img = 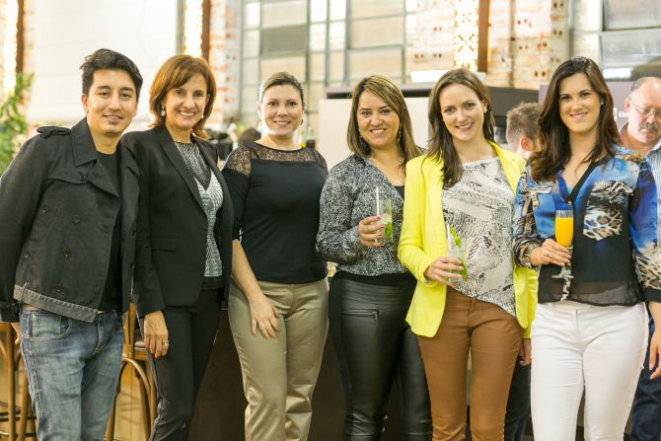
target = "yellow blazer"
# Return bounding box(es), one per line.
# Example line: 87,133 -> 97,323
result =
398,143 -> 538,338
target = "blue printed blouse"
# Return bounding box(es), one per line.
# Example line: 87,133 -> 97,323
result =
513,146 -> 661,305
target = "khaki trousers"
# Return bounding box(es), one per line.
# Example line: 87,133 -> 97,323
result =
417,288 -> 522,441
229,279 -> 328,441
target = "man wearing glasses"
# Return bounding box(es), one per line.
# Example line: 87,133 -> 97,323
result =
622,76 -> 661,441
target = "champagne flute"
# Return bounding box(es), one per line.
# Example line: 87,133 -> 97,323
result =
552,209 -> 573,280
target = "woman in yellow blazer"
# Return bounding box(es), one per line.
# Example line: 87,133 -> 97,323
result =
398,68 -> 537,441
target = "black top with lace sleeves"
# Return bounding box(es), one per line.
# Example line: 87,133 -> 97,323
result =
221,142 -> 328,284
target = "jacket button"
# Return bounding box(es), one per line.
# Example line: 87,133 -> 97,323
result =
41,205 -> 49,213
132,228 -> 137,236
63,249 -> 72,258
130,262 -> 135,269
72,215 -> 81,224
23,253 -> 30,259
79,173 -> 86,182
54,284 -> 64,292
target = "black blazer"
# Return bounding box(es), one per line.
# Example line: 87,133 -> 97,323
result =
123,127 -> 234,317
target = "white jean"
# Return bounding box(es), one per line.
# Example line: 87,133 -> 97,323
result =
531,301 -> 648,441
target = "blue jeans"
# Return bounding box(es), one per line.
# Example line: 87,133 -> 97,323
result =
504,361 -> 531,441
19,308 -> 124,441
631,314 -> 661,441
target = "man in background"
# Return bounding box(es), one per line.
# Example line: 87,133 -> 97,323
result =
503,101 -> 540,441
623,76 -> 661,441
505,102 -> 540,161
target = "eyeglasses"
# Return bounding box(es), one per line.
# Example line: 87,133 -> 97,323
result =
629,96 -> 661,119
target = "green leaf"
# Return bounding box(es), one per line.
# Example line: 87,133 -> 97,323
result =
0,73 -> 33,175
449,227 -> 461,248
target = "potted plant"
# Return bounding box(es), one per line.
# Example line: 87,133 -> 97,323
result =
0,73 -> 32,175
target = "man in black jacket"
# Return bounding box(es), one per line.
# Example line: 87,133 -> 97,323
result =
0,48 -> 142,440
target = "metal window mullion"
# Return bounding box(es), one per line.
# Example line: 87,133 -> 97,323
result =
324,0 -> 331,87
402,9 -> 407,82
344,0 -> 351,86
238,0 -> 245,116
177,0 -> 185,53
351,12 -> 408,22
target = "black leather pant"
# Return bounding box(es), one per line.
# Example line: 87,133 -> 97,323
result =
329,277 -> 432,441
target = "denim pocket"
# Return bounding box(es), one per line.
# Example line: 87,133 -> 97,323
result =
21,310 -> 73,341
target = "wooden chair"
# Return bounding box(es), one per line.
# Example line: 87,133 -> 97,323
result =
105,304 -> 156,441
0,324 -> 36,440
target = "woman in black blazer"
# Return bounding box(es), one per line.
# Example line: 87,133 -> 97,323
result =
122,55 -> 233,441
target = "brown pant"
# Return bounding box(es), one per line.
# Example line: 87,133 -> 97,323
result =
417,289 -> 522,441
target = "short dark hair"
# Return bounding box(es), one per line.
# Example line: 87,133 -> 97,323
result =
238,127 -> 261,147
506,102 -> 540,147
80,48 -> 143,99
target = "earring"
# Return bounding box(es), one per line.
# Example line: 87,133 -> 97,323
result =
160,106 -> 166,117
397,129 -> 402,144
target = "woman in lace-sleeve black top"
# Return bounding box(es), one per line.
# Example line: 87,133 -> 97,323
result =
221,72 -> 328,441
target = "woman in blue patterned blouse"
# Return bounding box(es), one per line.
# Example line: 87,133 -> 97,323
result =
513,56 -> 661,440
317,75 -> 431,440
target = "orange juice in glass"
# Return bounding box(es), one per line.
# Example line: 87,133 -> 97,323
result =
553,209 -> 573,279
555,210 -> 574,248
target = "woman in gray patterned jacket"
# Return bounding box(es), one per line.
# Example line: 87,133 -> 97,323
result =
317,75 -> 431,440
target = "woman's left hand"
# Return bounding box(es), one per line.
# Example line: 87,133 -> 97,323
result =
648,302 -> 661,379
519,338 -> 531,366
649,328 -> 661,379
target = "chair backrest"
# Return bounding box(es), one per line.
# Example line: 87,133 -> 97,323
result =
122,303 -> 138,359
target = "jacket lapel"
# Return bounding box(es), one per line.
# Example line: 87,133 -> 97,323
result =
423,156 -> 446,250
118,141 -> 139,240
70,119 -> 117,196
198,141 -> 234,236
493,143 -> 523,192
157,128 -> 204,210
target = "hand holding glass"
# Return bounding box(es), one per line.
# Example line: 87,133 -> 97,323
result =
552,209 -> 573,279
371,188 -> 393,245
447,227 -> 468,281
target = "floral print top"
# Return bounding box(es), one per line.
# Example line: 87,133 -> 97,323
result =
513,146 -> 661,305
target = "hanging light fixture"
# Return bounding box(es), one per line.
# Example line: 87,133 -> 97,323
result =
183,0 -> 204,56
2,0 -> 19,95
453,0 -> 479,71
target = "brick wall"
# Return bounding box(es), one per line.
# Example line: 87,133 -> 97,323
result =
410,0 -> 456,73
207,0 -> 239,127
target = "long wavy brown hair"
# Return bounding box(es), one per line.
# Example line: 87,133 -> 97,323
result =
346,75 -> 421,167
427,69 -> 495,188
530,57 -> 620,181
